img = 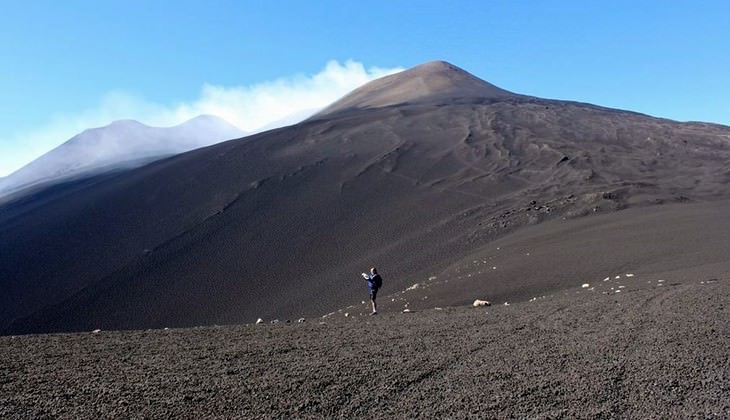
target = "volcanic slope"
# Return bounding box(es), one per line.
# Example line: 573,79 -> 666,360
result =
2,61 -> 730,334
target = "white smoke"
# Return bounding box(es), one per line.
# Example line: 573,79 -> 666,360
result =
0,60 -> 403,177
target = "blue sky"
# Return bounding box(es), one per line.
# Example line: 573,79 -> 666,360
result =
1,0 -> 729,176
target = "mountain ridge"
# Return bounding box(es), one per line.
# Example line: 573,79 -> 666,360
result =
2,60 -> 730,334
0,115 -> 244,198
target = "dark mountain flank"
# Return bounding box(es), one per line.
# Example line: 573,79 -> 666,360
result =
2,61 -> 730,334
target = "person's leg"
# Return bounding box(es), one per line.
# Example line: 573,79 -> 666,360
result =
370,289 -> 378,314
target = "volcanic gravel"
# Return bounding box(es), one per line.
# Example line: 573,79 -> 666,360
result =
2,277 -> 728,418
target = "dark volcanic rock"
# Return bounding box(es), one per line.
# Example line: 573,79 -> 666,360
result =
1,278 -> 728,418
2,61 -> 730,334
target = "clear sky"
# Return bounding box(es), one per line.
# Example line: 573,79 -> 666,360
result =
1,0 -> 729,176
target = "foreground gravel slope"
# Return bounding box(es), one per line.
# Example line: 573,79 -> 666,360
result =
2,276 -> 728,418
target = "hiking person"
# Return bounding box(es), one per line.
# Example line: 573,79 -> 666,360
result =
361,267 -> 383,315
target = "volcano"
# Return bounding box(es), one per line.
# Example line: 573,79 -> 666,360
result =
0,115 -> 243,199
2,61 -> 730,335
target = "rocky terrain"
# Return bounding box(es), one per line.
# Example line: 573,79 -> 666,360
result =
2,275 -> 727,418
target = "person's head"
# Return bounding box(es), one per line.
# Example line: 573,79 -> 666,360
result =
370,267 -> 377,275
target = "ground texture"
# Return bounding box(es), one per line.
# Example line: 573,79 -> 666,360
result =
2,276 -> 728,418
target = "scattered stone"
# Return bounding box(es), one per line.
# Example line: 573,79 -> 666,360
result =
473,299 -> 491,307
406,283 -> 420,291
92,329 -> 102,334
603,277 -> 610,281
582,283 -> 590,288
492,266 -> 497,270
256,318 -> 264,325
428,276 -> 437,281
402,309 -> 412,313
657,279 -> 665,283
297,318 -> 306,323
504,302 -> 510,306
615,275 -> 621,279
434,307 -> 443,311
270,319 -> 280,324
625,273 -> 635,277
344,313 -> 350,317
618,285 -> 626,289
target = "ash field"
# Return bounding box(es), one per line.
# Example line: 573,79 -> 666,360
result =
2,275 -> 728,418
2,61 -> 730,417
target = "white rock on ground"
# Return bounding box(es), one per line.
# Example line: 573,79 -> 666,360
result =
473,299 -> 491,307
255,318 -> 264,325
582,283 -> 590,288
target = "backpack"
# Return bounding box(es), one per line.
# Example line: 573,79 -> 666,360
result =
373,274 -> 383,289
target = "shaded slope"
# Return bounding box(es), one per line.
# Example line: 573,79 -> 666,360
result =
2,61 -> 730,334
3,97 -> 730,334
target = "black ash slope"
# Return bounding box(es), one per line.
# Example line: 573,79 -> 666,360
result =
2,61 -> 730,334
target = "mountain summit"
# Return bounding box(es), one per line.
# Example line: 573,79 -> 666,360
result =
316,60 -> 518,117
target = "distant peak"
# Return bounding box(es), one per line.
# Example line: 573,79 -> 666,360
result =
108,119 -> 147,128
315,60 -> 519,117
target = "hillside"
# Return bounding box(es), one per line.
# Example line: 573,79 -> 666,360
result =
2,61 -> 730,334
